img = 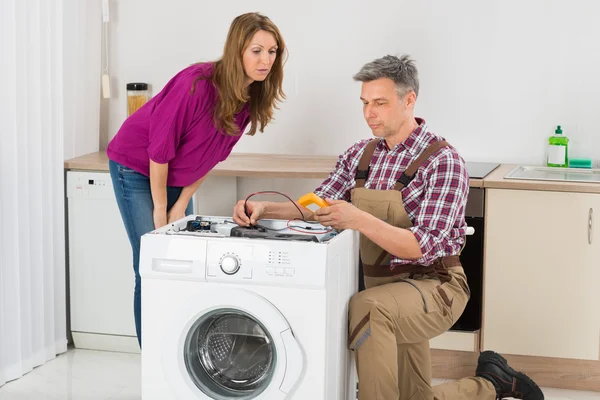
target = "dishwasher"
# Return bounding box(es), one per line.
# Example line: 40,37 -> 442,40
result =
66,170 -> 139,352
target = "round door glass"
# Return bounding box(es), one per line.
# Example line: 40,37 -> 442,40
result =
184,309 -> 276,399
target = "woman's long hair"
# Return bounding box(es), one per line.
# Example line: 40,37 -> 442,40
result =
205,13 -> 287,136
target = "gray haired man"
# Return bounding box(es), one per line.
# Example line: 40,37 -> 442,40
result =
232,55 -> 544,400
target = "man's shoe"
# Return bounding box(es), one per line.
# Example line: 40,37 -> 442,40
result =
476,351 -> 544,400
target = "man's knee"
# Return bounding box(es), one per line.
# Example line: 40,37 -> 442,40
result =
349,289 -> 384,322
349,286 -> 397,318
348,289 -> 394,349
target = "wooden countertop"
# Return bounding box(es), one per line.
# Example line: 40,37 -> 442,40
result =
483,164 -> 600,194
64,151 -> 485,186
64,151 -> 600,194
65,151 -> 112,172
469,179 -> 484,189
64,151 -> 339,179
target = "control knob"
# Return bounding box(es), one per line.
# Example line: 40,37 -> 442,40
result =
220,254 -> 240,275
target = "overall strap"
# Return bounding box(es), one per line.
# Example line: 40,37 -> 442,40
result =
354,139 -> 378,189
393,140 -> 449,191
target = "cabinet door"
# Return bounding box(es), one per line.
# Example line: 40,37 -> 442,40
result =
483,189 -> 600,360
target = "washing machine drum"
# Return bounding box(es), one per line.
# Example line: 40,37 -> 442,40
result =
184,310 -> 277,399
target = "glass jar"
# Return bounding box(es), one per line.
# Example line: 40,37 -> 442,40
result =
126,82 -> 149,116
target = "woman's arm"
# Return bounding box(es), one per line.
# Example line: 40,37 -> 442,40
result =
167,176 -> 206,223
149,159 -> 169,228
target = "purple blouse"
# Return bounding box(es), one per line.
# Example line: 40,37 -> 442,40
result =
107,63 -> 250,187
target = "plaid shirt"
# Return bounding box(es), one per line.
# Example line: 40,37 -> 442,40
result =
314,119 -> 469,266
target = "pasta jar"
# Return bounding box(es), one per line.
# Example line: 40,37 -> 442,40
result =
126,83 -> 149,116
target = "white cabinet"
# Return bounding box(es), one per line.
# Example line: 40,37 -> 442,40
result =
482,189 -> 600,360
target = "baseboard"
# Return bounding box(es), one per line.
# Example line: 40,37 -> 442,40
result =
431,349 -> 600,392
72,332 -> 140,354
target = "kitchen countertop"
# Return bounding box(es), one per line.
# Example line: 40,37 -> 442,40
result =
64,151 -> 339,179
64,151 -> 112,172
483,164 -> 600,194
66,151 -> 600,194
63,151 -> 486,187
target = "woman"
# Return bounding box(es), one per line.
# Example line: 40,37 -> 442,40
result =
107,12 -> 286,347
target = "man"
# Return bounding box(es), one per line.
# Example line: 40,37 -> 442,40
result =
232,55 -> 543,400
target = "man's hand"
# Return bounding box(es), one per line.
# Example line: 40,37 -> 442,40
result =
314,199 -> 366,230
233,200 -> 265,226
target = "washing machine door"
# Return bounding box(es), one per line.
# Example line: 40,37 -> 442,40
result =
161,286 -> 304,400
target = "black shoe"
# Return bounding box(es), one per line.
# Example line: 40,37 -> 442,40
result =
476,351 -> 544,400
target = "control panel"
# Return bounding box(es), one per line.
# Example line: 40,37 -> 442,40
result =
205,239 -> 329,287
266,250 -> 294,277
66,171 -> 113,199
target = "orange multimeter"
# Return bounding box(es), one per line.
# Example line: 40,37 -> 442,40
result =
297,192 -> 329,213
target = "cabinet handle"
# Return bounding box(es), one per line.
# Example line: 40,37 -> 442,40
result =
589,208 -> 593,245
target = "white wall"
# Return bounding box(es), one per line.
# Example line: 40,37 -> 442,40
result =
104,0 -> 600,168
63,0 -> 102,160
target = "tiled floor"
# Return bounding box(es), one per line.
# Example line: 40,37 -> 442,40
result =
0,349 -> 140,400
0,348 -> 598,399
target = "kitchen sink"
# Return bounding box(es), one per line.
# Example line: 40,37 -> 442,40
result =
504,165 -> 600,183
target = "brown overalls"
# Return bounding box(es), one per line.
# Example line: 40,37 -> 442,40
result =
348,140 -> 496,400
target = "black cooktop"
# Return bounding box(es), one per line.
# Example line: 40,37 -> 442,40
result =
465,162 -> 500,179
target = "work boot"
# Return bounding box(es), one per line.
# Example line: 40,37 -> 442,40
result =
476,351 -> 544,400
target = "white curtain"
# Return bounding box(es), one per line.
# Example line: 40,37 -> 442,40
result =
0,0 -> 68,387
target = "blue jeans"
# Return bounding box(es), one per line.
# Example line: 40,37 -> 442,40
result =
109,160 -> 193,347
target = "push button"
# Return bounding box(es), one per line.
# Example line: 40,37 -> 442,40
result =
207,263 -> 219,277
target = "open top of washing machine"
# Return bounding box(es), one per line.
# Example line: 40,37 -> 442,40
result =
153,215 -> 339,242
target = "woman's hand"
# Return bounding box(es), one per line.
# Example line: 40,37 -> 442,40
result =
153,206 -> 168,229
233,200 -> 265,226
167,202 -> 187,224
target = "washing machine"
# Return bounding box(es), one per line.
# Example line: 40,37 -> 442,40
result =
139,215 -> 359,400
